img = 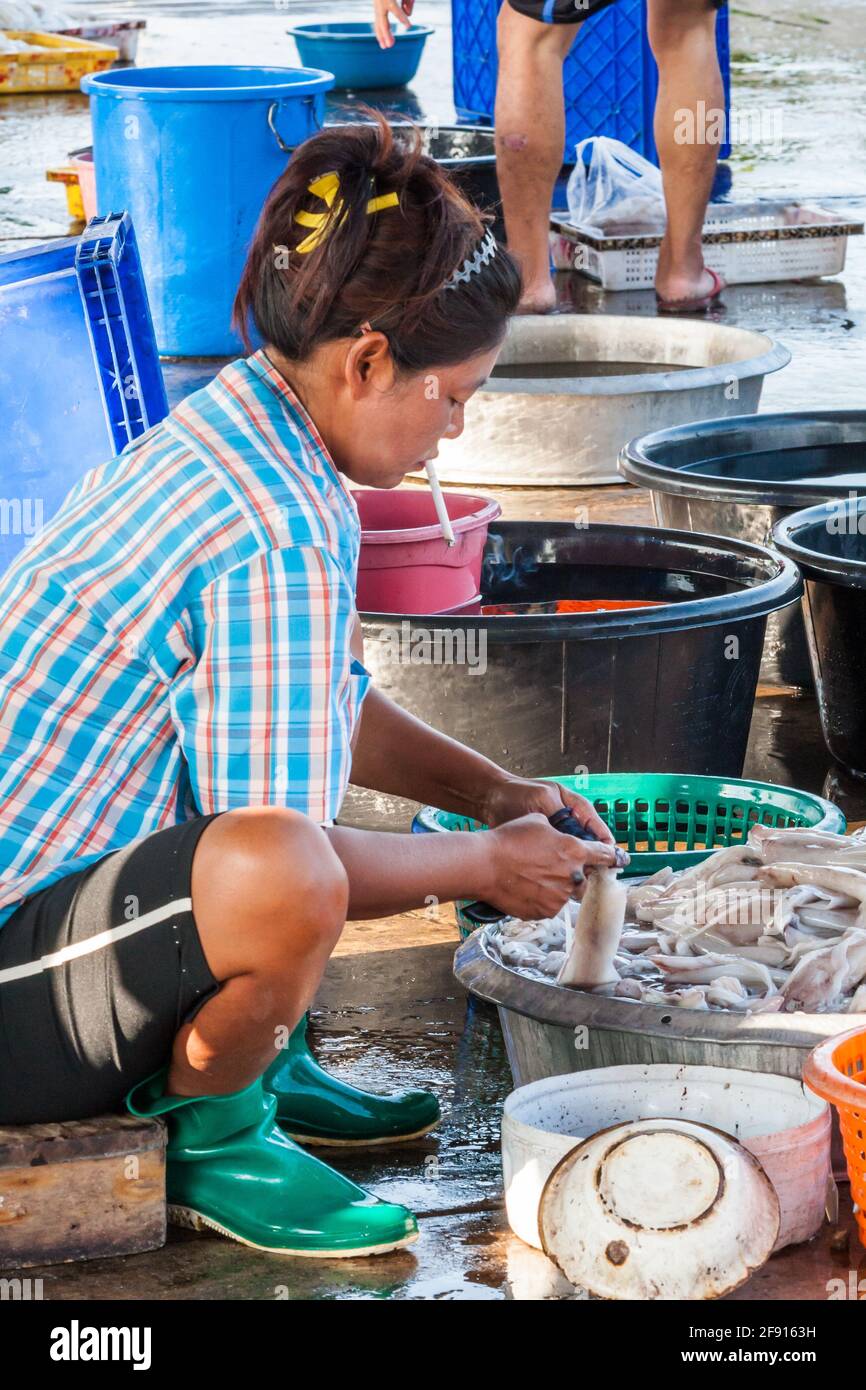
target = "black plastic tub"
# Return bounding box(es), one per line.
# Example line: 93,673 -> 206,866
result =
343,520 -> 802,830
619,411 -> 866,689
774,497 -> 866,779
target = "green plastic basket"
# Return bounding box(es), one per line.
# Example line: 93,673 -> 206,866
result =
412,773 -> 845,937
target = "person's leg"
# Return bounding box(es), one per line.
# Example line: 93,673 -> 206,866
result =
139,808 -> 418,1256
648,0 -> 725,305
178,807 -> 442,1146
168,806 -> 348,1096
0,807 -> 417,1255
494,3 -> 583,313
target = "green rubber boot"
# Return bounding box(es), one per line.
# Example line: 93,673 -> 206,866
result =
263,1017 -> 441,1148
127,1071 -> 418,1258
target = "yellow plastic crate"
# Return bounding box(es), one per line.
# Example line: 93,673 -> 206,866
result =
0,31 -> 117,94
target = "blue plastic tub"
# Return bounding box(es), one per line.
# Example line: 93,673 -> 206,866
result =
81,65 -> 334,357
0,214 -> 167,573
451,0 -> 731,164
287,21 -> 433,90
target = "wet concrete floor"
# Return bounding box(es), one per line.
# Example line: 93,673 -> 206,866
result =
3,0 -> 866,1302
16,477 -> 866,1302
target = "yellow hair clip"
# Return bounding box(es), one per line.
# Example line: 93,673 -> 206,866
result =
294,172 -> 399,255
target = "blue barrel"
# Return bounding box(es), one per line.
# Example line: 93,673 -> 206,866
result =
81,66 -> 335,356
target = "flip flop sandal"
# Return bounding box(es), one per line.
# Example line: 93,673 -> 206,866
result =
656,267 -> 726,315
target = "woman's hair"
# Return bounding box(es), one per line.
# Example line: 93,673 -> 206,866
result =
233,114 -> 522,373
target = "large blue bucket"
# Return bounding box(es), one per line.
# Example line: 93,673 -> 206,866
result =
81,66 -> 335,356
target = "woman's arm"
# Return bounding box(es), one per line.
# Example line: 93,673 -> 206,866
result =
349,683 -> 614,843
325,816 -> 620,921
349,682 -> 511,820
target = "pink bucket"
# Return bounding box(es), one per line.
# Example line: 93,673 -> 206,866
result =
354,489 -> 501,614
70,149 -> 97,222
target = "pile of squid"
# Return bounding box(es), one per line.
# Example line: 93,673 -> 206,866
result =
488,825 -> 866,1014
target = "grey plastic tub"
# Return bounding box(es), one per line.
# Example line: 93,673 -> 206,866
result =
619,410 -> 866,688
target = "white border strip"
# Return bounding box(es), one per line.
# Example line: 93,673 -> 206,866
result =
0,897 -> 194,986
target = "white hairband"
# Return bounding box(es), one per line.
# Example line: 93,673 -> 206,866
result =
443,229 -> 498,291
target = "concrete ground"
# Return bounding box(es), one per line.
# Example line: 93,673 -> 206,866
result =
16,469 -> 866,1302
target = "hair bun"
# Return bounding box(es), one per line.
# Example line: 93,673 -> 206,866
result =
233,113 -> 521,369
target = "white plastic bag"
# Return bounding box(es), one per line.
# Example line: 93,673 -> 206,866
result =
566,136 -> 666,233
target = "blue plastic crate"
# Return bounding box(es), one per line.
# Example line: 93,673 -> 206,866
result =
0,213 -> 168,572
452,0 -> 731,164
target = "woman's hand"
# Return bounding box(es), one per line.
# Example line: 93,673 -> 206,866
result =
481,774 -> 615,846
373,0 -> 414,48
484,815 -> 620,921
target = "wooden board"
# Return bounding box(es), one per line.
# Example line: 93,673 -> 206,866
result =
0,1114 -> 166,1269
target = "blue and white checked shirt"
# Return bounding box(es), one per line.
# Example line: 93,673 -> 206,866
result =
0,350 -> 370,926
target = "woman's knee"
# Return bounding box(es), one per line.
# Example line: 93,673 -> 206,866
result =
192,808 -> 348,970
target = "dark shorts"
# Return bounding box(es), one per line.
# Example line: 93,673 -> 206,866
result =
0,817 -> 220,1126
507,0 -> 725,23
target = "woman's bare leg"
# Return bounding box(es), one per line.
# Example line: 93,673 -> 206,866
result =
649,0 -> 724,304
167,807 -> 348,1097
494,5 -> 582,313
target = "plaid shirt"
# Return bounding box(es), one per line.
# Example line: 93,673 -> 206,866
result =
0,349 -> 369,927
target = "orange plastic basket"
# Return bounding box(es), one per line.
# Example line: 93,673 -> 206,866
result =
805,1026 -> 866,1246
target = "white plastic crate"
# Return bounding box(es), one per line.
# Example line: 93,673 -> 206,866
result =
550,200 -> 863,291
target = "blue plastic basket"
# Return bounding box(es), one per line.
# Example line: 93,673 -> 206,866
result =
451,0 -> 731,164
288,22 -> 433,90
0,213 -> 168,574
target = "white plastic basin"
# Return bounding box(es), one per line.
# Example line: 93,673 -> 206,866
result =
502,1063 -> 830,1255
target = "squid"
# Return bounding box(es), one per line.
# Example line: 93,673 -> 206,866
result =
492,828 -> 866,1015
758,863 -> 866,924
557,867 -> 627,989
653,844 -> 762,899
648,950 -> 781,994
781,928 -> 866,1013
625,866 -> 674,916
757,830 -> 866,872
641,985 -> 710,1010
613,977 -> 644,1000
796,905 -> 859,934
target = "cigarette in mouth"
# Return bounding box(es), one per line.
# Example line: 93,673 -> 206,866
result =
425,460 -> 455,546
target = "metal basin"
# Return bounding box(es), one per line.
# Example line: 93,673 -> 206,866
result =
343,519 -> 801,830
620,410 -> 866,689
454,928 -> 860,1088
435,315 -> 789,488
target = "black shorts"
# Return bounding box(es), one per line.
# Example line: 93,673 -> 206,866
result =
0,817 -> 220,1126
507,0 -> 725,24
